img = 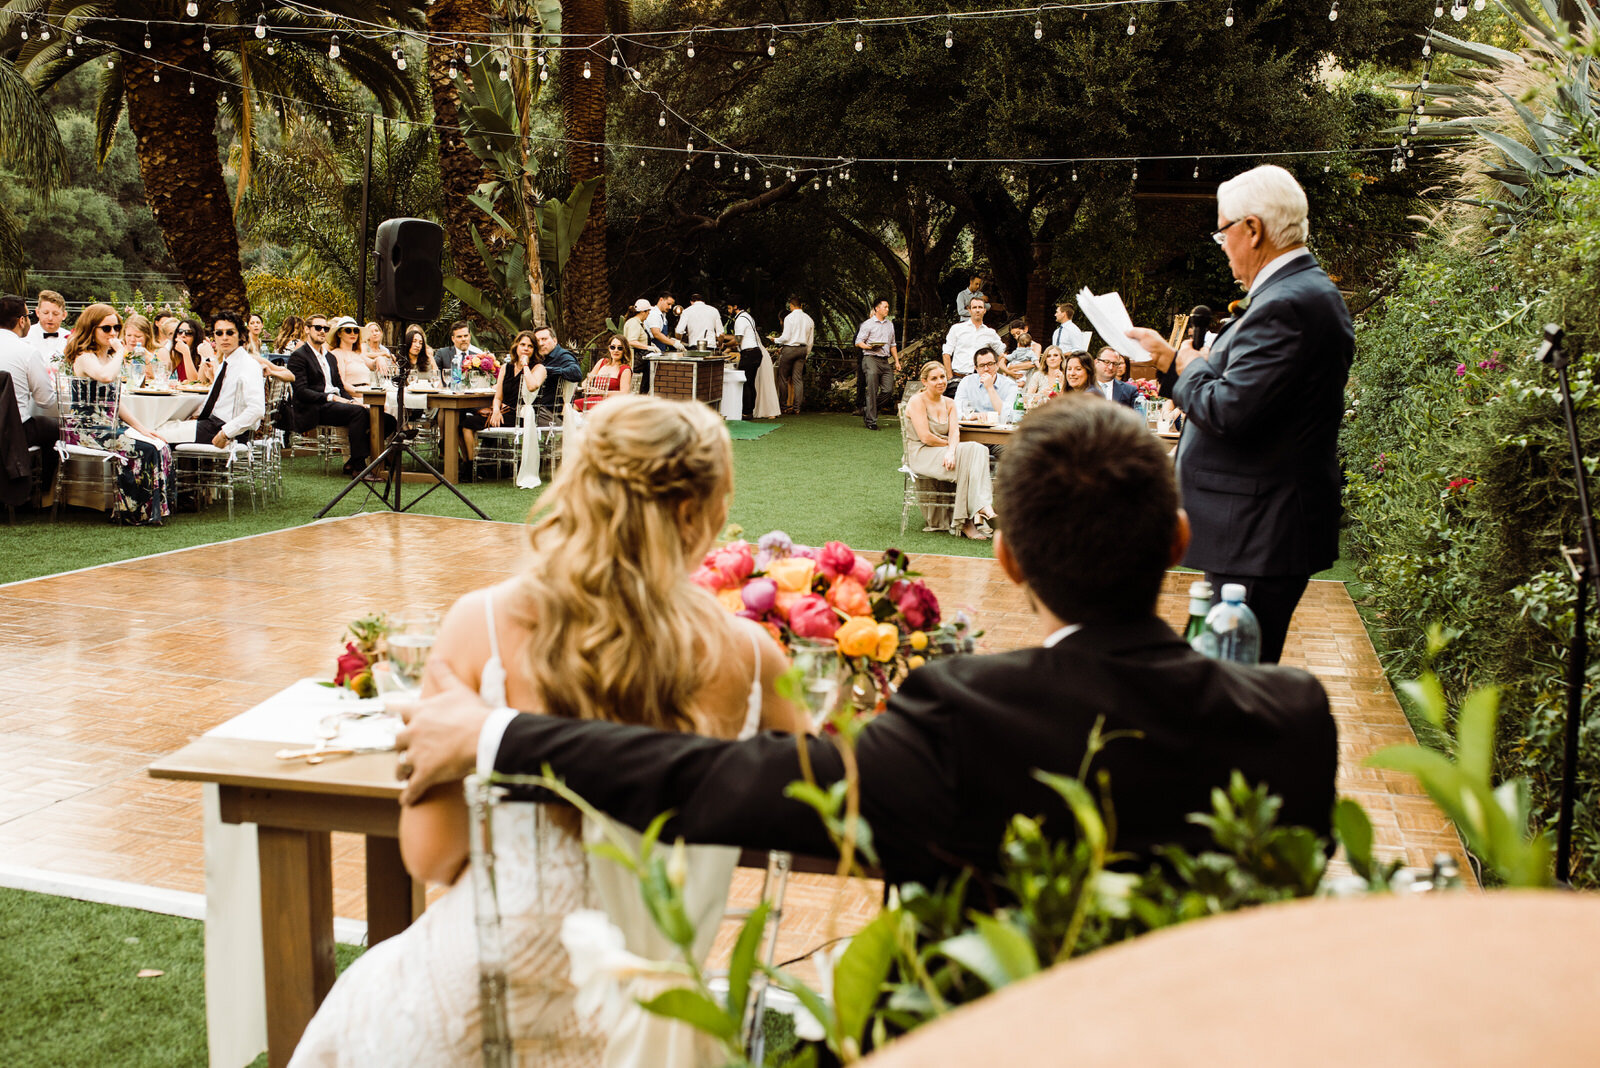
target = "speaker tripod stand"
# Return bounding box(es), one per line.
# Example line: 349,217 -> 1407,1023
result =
313,348 -> 490,520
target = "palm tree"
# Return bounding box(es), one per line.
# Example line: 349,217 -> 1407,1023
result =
425,0 -> 494,307
558,0 -> 610,344
0,55 -> 68,290
5,2 -> 423,316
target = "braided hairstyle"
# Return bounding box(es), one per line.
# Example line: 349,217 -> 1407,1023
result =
516,394 -> 733,730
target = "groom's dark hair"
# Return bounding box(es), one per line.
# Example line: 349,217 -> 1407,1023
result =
995,395 -> 1178,624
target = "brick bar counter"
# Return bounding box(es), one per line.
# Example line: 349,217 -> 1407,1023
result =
647,353 -> 726,408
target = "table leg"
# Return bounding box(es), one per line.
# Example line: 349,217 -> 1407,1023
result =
367,402 -> 383,460
441,408 -> 461,483
258,826 -> 335,1068
365,835 -> 425,946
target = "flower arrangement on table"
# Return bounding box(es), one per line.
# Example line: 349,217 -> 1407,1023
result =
691,530 -> 977,714
327,613 -> 391,697
1134,377 -> 1161,400
460,351 -> 499,386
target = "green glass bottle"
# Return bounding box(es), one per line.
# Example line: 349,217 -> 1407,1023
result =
1185,580 -> 1217,657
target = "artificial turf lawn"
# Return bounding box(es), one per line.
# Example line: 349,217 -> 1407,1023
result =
1,413 -> 998,586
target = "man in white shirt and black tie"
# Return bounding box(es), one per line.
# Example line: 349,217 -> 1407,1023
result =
287,314 -> 377,476
25,290 -> 68,363
158,310 -> 265,449
1051,302 -> 1092,354
773,295 -> 815,414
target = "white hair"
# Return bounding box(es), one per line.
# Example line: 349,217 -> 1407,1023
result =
1216,164 -> 1310,248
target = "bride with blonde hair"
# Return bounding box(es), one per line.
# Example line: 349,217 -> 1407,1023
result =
292,394 -> 802,1067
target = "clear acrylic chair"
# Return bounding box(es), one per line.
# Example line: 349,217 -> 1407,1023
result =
52,371 -> 120,521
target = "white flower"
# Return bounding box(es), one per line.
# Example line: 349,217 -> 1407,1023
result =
560,910 -> 656,1031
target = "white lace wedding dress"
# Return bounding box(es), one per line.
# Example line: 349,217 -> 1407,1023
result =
290,594 -> 764,1068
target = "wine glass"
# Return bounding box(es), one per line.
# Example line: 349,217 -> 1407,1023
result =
789,637 -> 845,731
386,614 -> 439,694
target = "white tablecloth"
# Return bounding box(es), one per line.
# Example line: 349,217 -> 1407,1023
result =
721,365 -> 746,421
123,390 -> 203,429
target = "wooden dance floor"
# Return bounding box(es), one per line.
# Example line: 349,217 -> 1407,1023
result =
0,512 -> 1472,962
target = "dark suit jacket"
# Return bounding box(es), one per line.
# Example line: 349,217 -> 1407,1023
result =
1161,254 -> 1353,576
494,618 -> 1337,889
534,344 -> 585,409
1104,378 -> 1140,409
286,343 -> 352,430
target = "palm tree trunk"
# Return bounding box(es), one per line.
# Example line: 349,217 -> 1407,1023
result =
428,0 -> 495,313
559,0 -> 609,349
122,48 -> 245,317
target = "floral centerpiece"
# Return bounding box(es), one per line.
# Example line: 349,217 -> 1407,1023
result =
460,351 -> 499,388
327,613 -> 391,697
691,530 -> 977,713
1134,377 -> 1161,400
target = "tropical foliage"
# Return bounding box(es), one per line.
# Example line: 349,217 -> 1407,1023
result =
0,54 -> 67,289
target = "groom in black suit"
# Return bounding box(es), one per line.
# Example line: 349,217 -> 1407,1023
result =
285,315 -> 380,476
398,397 -> 1337,890
1128,164 -> 1355,664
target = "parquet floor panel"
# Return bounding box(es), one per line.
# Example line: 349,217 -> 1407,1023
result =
0,513 -> 1473,958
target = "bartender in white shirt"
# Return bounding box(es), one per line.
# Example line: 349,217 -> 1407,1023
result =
25,290 -> 69,363
158,310 -> 266,448
674,294 -> 723,350
941,297 -> 1007,382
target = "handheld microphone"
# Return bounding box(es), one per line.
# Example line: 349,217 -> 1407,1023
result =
1187,305 -> 1213,348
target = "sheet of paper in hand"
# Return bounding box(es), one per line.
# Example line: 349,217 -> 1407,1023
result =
1076,288 -> 1153,363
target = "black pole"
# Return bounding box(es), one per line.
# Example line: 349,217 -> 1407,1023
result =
355,113 -> 374,326
1539,323 -> 1600,885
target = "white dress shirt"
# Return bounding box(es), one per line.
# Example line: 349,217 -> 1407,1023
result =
1051,321 -> 1091,352
0,327 -> 57,421
774,308 -> 815,352
942,320 -> 1007,375
1248,247 -> 1313,296
208,349 -> 268,440
731,311 -> 760,350
675,301 -> 724,348
955,372 -> 1019,416
25,323 -> 67,362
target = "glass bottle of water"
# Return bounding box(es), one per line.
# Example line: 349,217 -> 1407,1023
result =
1185,580 -> 1217,657
1204,583 -> 1261,664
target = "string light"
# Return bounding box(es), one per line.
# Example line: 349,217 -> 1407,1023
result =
18,21 -> 27,41
1034,17 -> 1044,39
267,40 -> 276,55
686,33 -> 695,58
448,58 -> 457,78
499,59 -> 509,81
855,31 -> 864,51
658,110 -> 666,127
254,15 -> 266,39
582,59 -> 591,78
1192,160 -> 1199,178
394,48 -> 406,70
892,167 -> 899,181
152,71 -> 160,82
1225,6 -> 1234,27
1072,166 -> 1078,181
202,33 -> 210,51
539,66 -> 548,82
1450,0 -> 1467,19
1474,0 -> 1486,8
714,153 -> 722,168
744,166 -> 751,180
105,56 -> 114,70
767,30 -> 777,57
1328,1 -> 1339,21
765,175 -> 772,188
189,79 -> 195,94
610,47 -> 621,66
1127,13 -> 1137,34
945,25 -> 954,47
144,24 -> 152,49
1434,2 -> 1444,16
947,159 -> 954,170
329,35 -> 340,59
1131,161 -> 1138,181
186,1 -> 199,16
219,90 -> 226,104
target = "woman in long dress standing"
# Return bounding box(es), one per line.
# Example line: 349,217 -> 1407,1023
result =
291,395 -> 802,1068
904,360 -> 996,540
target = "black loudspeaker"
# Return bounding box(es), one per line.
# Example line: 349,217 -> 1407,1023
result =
375,218 -> 445,321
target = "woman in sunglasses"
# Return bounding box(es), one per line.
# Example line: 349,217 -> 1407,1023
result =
60,303 -> 174,525
570,334 -> 633,412
327,316 -> 372,390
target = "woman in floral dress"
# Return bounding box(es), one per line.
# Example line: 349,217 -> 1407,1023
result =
61,303 -> 174,525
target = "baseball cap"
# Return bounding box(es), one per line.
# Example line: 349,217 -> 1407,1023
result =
633,299 -> 651,312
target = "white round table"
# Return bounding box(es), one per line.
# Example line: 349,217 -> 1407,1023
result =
123,390 -> 204,429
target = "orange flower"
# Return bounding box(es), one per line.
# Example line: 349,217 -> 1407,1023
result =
873,623 -> 900,662
767,557 -> 817,593
716,588 -> 745,614
835,616 -> 880,658
826,576 -> 872,617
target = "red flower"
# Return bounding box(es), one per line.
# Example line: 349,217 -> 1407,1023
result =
818,541 -> 858,580
789,594 -> 840,639
890,579 -> 941,630
334,642 -> 369,685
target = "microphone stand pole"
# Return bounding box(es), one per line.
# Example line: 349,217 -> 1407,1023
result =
1539,324 -> 1600,885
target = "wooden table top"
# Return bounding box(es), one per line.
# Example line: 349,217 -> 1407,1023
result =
149,736 -> 402,801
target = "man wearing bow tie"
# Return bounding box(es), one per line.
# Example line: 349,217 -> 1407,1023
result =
26,291 -> 67,362
1126,164 -> 1353,664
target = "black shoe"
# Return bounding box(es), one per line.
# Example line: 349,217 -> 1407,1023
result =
865,422 -> 880,431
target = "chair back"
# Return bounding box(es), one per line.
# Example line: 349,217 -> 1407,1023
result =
55,372 -> 119,448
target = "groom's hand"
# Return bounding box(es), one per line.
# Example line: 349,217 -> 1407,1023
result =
395,661 -> 490,805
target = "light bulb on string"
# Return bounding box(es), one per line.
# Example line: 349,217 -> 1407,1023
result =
105,56 -> 114,70
945,25 -> 954,48
826,175 -> 832,187
947,159 -> 954,171
1474,0 -> 1486,8
1131,161 -> 1138,181
66,44 -> 73,56
187,0 -> 199,16
19,22 -> 27,41
74,33 -> 82,45
1422,39 -> 1432,56
536,48 -> 545,67
686,34 -> 695,58
631,67 -> 642,81
1225,7 -> 1235,27
658,111 -> 666,127
610,48 -> 620,66
687,140 -> 695,153
1035,17 -> 1044,40
152,71 -> 160,83
855,32 -> 864,52
144,24 -> 152,49
593,150 -> 599,163
255,16 -> 266,39
639,157 -> 646,168
220,90 -> 227,103
267,41 -> 275,56
764,175 -> 771,188
329,36 -> 340,59
448,59 -> 457,78
582,60 -> 591,78
36,17 -> 47,40
814,179 -> 821,190
714,154 -> 721,169
1324,163 -> 1331,172
1127,14 -> 1137,35
189,80 -> 195,94
499,60 -> 509,81
1434,2 -> 1444,15
1071,166 -> 1078,181
1328,2 -> 1339,22
202,34 -> 211,52
539,67 -> 548,82
893,167 -> 899,181
1451,0 -> 1467,19
744,166 -> 751,180
767,31 -> 777,57
397,51 -> 406,70
1193,161 -> 1200,179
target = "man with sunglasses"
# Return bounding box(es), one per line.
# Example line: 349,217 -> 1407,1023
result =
286,314 -> 375,476
1125,164 -> 1353,665
158,311 -> 264,449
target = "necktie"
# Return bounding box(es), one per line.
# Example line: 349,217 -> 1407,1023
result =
199,359 -> 229,421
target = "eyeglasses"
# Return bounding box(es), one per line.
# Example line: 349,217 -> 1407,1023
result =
608,343 -> 625,351
177,328 -> 195,336
213,328 -> 238,337
309,324 -> 328,331
98,324 -> 119,333
1212,218 -> 1241,245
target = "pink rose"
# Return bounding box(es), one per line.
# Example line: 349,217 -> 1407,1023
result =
334,642 -> 368,686
849,555 -> 875,587
709,542 -> 755,588
741,578 -> 777,616
690,565 -> 722,592
825,576 -> 873,618
818,541 -> 857,580
789,594 -> 840,639
890,579 -> 941,630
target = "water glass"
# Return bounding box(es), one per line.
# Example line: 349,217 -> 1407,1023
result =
789,637 -> 845,731
387,614 -> 439,693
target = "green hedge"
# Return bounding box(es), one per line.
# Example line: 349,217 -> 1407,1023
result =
1342,176 -> 1600,885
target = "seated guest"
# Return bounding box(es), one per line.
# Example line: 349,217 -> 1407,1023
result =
61,303 -> 173,525
1064,351 -> 1095,393
398,326 -> 438,382
461,333 -> 530,462
327,316 -> 374,390
528,325 -> 583,424
294,395 -> 802,1066
1114,350 -> 1133,383
1025,346 -> 1067,405
954,350 -> 1019,422
160,318 -> 209,384
1004,320 -> 1040,382
273,315 -> 305,356
287,314 -> 379,477
438,320 -> 483,382
397,396 -> 1338,893
905,361 -> 996,540
120,315 -> 156,383
1091,347 -> 1140,408
361,321 -> 392,373
151,311 -> 178,351
245,313 -> 266,356
0,293 -> 59,493
25,290 -> 68,365
157,311 -> 265,449
571,334 -> 633,411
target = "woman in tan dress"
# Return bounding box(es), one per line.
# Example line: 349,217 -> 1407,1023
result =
904,360 -> 996,539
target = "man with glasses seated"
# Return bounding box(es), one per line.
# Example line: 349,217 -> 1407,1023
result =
1091,347 -> 1141,408
286,314 -> 376,477
157,311 -> 264,449
954,351 -> 1019,455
